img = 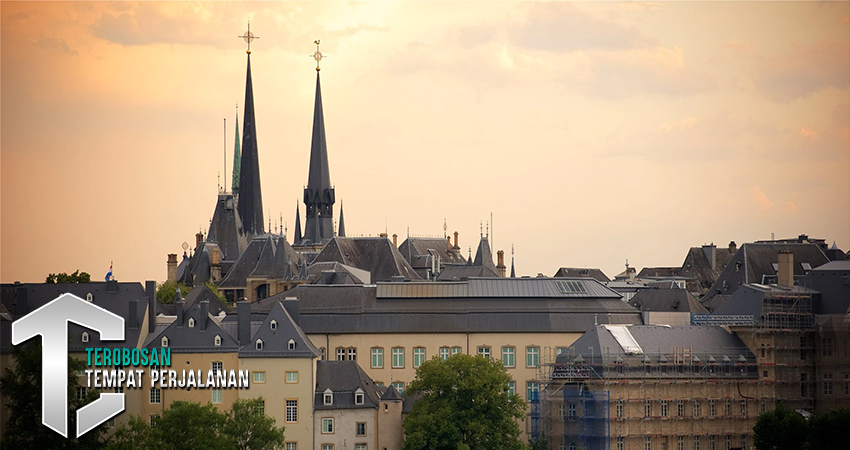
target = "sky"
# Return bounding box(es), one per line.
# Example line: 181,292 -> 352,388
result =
1,1 -> 849,284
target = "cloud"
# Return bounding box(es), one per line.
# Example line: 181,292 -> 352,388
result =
751,186 -> 774,212
799,127 -> 818,141
754,40 -> 850,101
37,37 -> 77,56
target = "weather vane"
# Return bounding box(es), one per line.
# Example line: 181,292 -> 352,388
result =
238,22 -> 259,54
311,40 -> 325,71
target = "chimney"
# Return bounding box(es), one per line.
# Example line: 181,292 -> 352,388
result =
167,254 -> 178,283
496,250 -> 506,277
778,251 -> 794,287
379,232 -> 388,238
210,248 -> 222,282
447,236 -> 451,251
128,300 -> 138,329
146,280 -> 156,333
393,234 -> 398,247
729,241 -> 737,254
702,244 -> 717,271
283,297 -> 300,326
453,231 -> 459,249
195,232 -> 203,247
199,300 -> 209,331
238,301 -> 251,345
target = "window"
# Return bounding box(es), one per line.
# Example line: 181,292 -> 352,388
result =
616,399 -> 624,418
526,346 -> 540,367
214,335 -> 221,346
413,347 -> 426,367
761,399 -> 768,413
76,387 -> 87,402
507,381 -> 515,395
477,346 -> 490,359
724,435 -> 731,450
694,436 -> 700,450
319,347 -> 325,360
161,336 -> 169,347
114,386 -> 124,394
86,292 -> 93,302
150,388 -> 161,404
568,403 -> 576,418
451,346 -> 462,355
824,373 -> 834,395
740,400 -> 747,417
502,346 -> 515,367
337,348 -> 345,361
354,445 -> 367,450
82,332 -> 89,343
324,390 -> 333,405
256,400 -> 265,415
321,418 -> 334,434
693,401 -> 701,417
286,443 -> 298,450
661,400 -> 668,417
724,400 -> 731,416
709,435 -> 716,450
526,381 -> 539,401
356,422 -> 366,436
212,361 -> 223,375
256,339 -> 264,350
188,318 -> 195,328
677,401 -> 684,417
150,415 -> 159,426
440,347 -> 450,360
617,437 -> 624,450
645,436 -> 651,450
212,389 -> 222,404
355,390 -> 364,405
677,436 -> 684,450
391,382 -> 404,394
270,319 -> 277,330
801,373 -> 809,397
347,347 -> 357,361
288,339 -> 296,350
107,418 -> 115,427
76,369 -> 85,377
558,404 -> 565,419
741,435 -> 747,450
645,400 -> 651,417
371,348 -> 384,368
822,337 -> 834,357
392,348 -> 404,368
286,371 -> 298,383
322,446 -> 333,450
253,371 -> 266,383
285,400 -> 298,423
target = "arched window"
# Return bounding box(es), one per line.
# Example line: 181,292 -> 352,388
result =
214,335 -> 222,346
288,339 -> 296,350
161,336 -> 169,347
82,332 -> 89,343
256,339 -> 264,350
188,318 -> 195,328
86,293 -> 93,302
270,320 -> 278,330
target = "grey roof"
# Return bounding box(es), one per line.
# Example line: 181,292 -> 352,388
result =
555,325 -> 757,378
219,235 -> 304,288
381,384 -> 403,401
299,72 -> 335,246
628,288 -> 708,313
207,193 -> 247,262
239,302 -> 321,358
314,360 -> 384,410
182,285 -> 229,316
1,282 -> 153,353
701,243 -> 830,309
554,268 -> 610,282
712,283 -> 819,321
637,267 -> 683,278
436,265 -> 497,280
145,301 -> 241,353
472,236 -> 497,274
680,244 -> 735,296
376,277 -> 622,299
800,260 -> 850,314
237,53 -> 265,236
311,237 -> 421,282
307,262 -> 371,284
398,237 -> 467,270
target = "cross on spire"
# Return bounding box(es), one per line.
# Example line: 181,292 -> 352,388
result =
238,22 -> 259,54
311,39 -> 325,71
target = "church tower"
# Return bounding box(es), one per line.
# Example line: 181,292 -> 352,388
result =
298,41 -> 335,246
236,25 -> 264,237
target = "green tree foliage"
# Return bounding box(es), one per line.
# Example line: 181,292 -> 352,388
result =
753,403 -> 808,450
205,282 -> 229,306
528,435 -> 548,450
155,281 -> 192,304
807,407 -> 850,450
106,399 -> 284,450
0,339 -> 108,449
45,270 -> 92,284
403,353 -> 527,450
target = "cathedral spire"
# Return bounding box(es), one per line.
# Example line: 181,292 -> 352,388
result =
338,201 -> 346,237
294,202 -> 302,244
236,31 -> 264,236
510,244 -> 516,278
231,105 -> 241,196
300,41 -> 335,245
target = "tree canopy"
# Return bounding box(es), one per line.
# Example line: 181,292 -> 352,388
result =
753,404 -> 850,450
403,353 -> 527,450
45,270 -> 91,284
155,281 -> 193,304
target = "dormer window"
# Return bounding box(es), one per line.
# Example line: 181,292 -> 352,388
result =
270,320 -> 278,330
86,293 -> 93,302
82,332 -> 89,343
161,336 -> 169,347
256,339 -> 264,350
354,388 -> 364,405
324,389 -> 333,405
188,318 -> 195,328
214,335 -> 221,346
288,339 -> 296,350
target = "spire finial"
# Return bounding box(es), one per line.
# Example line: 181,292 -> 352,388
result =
443,218 -> 447,238
480,221 -> 483,237
238,22 -> 259,54
311,39 -> 325,71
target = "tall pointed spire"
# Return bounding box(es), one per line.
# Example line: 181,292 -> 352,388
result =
231,105 -> 241,196
300,41 -> 335,246
510,244 -> 516,278
236,29 -> 264,236
294,203 -> 303,244
338,201 -> 346,237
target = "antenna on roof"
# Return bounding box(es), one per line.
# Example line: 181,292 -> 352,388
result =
223,117 -> 227,192
443,218 -> 447,239
490,212 -> 493,249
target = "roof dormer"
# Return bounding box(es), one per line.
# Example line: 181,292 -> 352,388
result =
323,388 -> 333,405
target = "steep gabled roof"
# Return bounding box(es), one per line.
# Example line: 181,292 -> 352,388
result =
314,360 -> 384,409
472,236 -> 497,274
801,260 -> 850,314
207,193 -> 247,262
554,268 -> 610,283
307,261 -> 371,284
182,285 -> 229,316
311,237 -> 420,281
628,288 -> 708,313
238,301 -> 320,358
237,53 -> 264,236
398,237 -> 467,268
145,301 -> 240,353
436,265 -> 498,280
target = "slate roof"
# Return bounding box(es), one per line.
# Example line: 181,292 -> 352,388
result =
398,237 -> 467,272
701,243 -> 829,309
472,236 -> 497,274
239,302 -> 321,358
801,260 -> 850,314
1,282 -> 153,353
182,285 -> 229,316
144,300 -> 241,353
712,284 -> 818,327
300,72 -> 335,246
219,235 -> 304,288
637,267 -> 683,278
381,385 -> 403,401
554,268 -> 610,282
555,325 -> 757,378
207,193 -> 247,262
628,288 -> 708,313
306,262 -> 371,284
680,245 -> 735,296
436,265 -> 498,280
310,237 -> 420,282
314,360 -> 384,410
237,53 -> 265,236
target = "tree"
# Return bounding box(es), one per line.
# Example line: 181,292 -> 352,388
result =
808,407 -> 850,450
45,270 -> 91,284
155,281 -> 192,304
0,339 -> 108,449
753,403 -> 808,450
403,353 -> 527,450
150,401 -> 230,450
224,399 -> 286,450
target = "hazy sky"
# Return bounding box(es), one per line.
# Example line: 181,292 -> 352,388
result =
2,1 -> 849,284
